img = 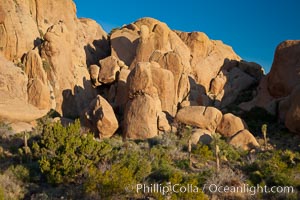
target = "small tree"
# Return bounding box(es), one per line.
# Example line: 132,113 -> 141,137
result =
33,120 -> 112,184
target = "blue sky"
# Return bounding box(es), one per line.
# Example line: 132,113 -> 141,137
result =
74,0 -> 300,72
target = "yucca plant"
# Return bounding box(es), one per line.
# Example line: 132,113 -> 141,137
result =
261,124 -> 268,148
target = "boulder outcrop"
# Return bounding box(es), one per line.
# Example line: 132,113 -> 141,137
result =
284,85 -> 300,134
0,0 -> 110,121
175,106 -> 223,132
123,62 -> 162,139
0,0 -> 268,149
0,54 -> 47,122
229,129 -> 260,151
267,40 -> 300,98
82,95 -> 118,138
217,113 -> 247,138
239,40 -> 300,126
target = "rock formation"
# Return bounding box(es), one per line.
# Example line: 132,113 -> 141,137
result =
229,129 -> 260,151
282,85 -> 300,134
123,62 -> 162,139
217,113 -> 248,138
0,54 -> 47,122
239,40 -> 300,134
82,95 -> 118,138
267,40 -> 300,98
175,106 -> 223,132
7,0 -> 300,150
0,0 -> 110,122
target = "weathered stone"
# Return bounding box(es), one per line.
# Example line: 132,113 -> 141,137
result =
150,62 -> 176,116
123,94 -> 159,139
175,106 -> 223,132
217,113 -> 247,138
229,129 -> 259,151
210,71 -> 227,95
285,85 -> 300,134
89,64 -> 101,86
27,78 -> 51,110
24,49 -> 51,110
158,112 -> 171,132
239,76 -> 277,115
0,54 -> 47,122
238,60 -> 264,80
218,67 -> 256,108
0,0 -> 40,60
114,68 -> 130,112
10,122 -> 34,134
268,40 -> 300,98
111,28 -> 139,66
98,56 -> 121,84
24,49 -> 47,84
156,51 -> 190,105
190,129 -> 213,145
127,62 -> 157,97
41,22 -> 98,118
177,31 -> 241,93
83,95 -> 118,138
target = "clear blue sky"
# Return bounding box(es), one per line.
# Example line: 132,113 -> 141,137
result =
74,0 -> 300,72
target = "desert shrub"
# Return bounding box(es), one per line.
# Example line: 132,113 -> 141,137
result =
150,145 -> 173,170
210,134 -> 242,162
177,126 -> 193,150
192,144 -> 214,162
151,172 -> 209,200
33,120 -> 113,184
175,159 -> 190,170
175,176 -> 209,200
205,167 -> 249,200
16,62 -> 25,71
85,150 -> 152,198
0,171 -> 25,200
245,150 -> 300,187
7,165 -> 30,183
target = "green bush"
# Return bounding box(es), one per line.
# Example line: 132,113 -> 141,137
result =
192,144 -> 213,162
7,165 -> 30,182
245,150 -> 300,187
210,134 -> 242,162
85,150 -> 152,198
150,145 -> 173,170
152,172 -> 209,200
33,120 -> 112,184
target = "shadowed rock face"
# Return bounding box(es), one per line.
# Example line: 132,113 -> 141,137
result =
238,40 -> 300,134
267,40 -> 300,98
283,85 -> 300,134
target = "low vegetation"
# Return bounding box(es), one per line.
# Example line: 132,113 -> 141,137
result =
0,117 -> 299,199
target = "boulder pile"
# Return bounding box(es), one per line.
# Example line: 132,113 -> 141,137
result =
2,0 -> 299,151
